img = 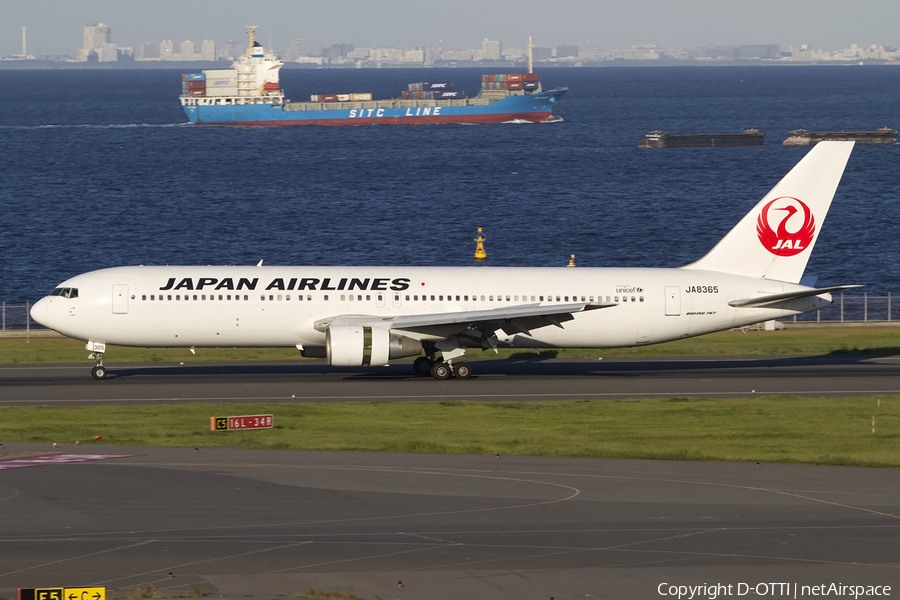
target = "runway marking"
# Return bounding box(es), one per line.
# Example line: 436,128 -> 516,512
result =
95,541 -> 310,587
0,454 -> 132,471
468,466 -> 900,522
264,544 -> 449,574
38,462 -> 581,538
0,539 -> 153,578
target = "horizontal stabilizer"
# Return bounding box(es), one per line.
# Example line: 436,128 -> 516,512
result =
728,284 -> 863,308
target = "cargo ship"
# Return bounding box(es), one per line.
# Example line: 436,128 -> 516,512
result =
180,27 -> 566,126
782,128 -> 897,146
638,129 -> 764,148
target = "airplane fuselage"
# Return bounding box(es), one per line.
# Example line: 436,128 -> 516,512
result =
32,265 -> 829,350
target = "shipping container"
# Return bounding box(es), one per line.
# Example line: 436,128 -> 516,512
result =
185,81 -> 206,90
401,90 -> 410,100
424,82 -> 454,90
408,82 -> 424,91
481,74 -> 496,82
523,81 -> 540,91
318,94 -> 339,102
185,90 -> 206,97
523,73 -> 539,81
336,94 -> 351,102
434,90 -> 467,99
183,73 -> 206,82
204,69 -> 237,78
350,93 -> 373,101
507,82 -> 524,90
507,73 -> 525,82
205,87 -> 239,97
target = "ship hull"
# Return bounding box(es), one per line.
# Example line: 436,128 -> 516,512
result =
182,90 -> 565,126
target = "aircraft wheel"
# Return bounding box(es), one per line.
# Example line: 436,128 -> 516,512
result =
413,357 -> 433,377
453,362 -> 471,380
91,365 -> 108,380
431,361 -> 452,380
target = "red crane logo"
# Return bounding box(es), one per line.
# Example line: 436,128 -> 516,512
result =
757,197 -> 815,257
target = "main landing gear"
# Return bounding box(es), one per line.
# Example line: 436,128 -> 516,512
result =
413,356 -> 472,380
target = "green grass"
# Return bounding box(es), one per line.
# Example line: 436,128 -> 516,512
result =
2,397 -> 897,467
4,326 -> 900,364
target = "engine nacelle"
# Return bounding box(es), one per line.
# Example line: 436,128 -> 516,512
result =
326,325 -> 422,367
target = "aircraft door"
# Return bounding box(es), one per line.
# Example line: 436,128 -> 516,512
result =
664,286 -> 680,316
112,284 -> 129,314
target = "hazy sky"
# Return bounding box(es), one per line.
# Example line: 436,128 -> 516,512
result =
4,0 -> 900,57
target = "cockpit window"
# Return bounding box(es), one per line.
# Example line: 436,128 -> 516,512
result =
49,287 -> 78,299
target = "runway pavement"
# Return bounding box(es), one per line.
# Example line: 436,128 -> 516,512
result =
3,354 -> 900,405
0,444 -> 898,599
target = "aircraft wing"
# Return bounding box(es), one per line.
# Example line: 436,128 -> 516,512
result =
728,284 -> 863,309
315,301 -> 614,341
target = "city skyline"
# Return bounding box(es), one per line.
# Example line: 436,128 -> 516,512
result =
3,0 -> 900,59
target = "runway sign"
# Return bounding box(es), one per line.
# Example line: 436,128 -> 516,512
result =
18,588 -> 105,600
210,414 -> 274,431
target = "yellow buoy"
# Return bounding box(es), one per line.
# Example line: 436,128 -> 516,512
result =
474,228 -> 487,261
567,254 -> 576,267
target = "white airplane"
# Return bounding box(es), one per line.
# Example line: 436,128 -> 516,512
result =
31,141 -> 859,381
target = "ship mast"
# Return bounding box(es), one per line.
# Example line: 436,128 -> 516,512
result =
246,25 -> 258,52
528,35 -> 533,74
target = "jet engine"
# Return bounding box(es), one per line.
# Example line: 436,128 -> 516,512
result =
326,324 -> 422,367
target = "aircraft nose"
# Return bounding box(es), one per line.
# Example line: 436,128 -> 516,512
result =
30,297 -> 49,328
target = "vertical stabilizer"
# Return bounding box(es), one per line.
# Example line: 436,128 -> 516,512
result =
683,141 -> 853,283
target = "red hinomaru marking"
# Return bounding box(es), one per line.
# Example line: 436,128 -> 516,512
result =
757,197 -> 815,257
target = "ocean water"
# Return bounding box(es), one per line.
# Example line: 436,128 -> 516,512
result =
1,65 -> 898,303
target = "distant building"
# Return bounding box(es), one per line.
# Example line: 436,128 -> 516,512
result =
285,39 -> 309,61
200,40 -> 216,61
78,23 -> 116,62
139,42 -> 160,60
482,39 -> 501,60
532,46 -> 553,61
556,45 -> 579,58
160,40 -> 174,61
737,44 -> 779,59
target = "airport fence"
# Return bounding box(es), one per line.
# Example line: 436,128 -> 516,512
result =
0,294 -> 898,333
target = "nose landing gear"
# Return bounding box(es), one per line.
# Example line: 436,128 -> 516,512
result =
87,340 -> 108,380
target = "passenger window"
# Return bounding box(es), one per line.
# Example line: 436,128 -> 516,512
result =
306,295 -> 311,301
269,295 -> 274,301
632,296 -> 636,302
481,295 -> 485,301
341,295 -> 346,301
640,296 -> 644,302
439,295 -> 443,301
259,295 -> 264,300
176,295 -> 180,301
150,295 -> 155,300
366,295 -> 371,301
142,295 -> 146,301
430,295 -> 435,301
556,296 -> 560,302
167,295 -> 172,301
193,295 -> 198,301
614,296 -> 619,302
324,295 -> 329,301
464,295 -> 469,301
489,295 -> 494,301
414,295 -> 418,301
277,295 -> 283,301
219,295 -> 224,301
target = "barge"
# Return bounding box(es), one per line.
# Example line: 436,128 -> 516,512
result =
638,129 -> 764,148
782,129 -> 897,146
180,27 -> 566,126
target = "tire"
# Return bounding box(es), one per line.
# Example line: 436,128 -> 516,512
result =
91,365 -> 108,380
413,356 -> 433,377
453,362 -> 471,380
431,362 -> 452,380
